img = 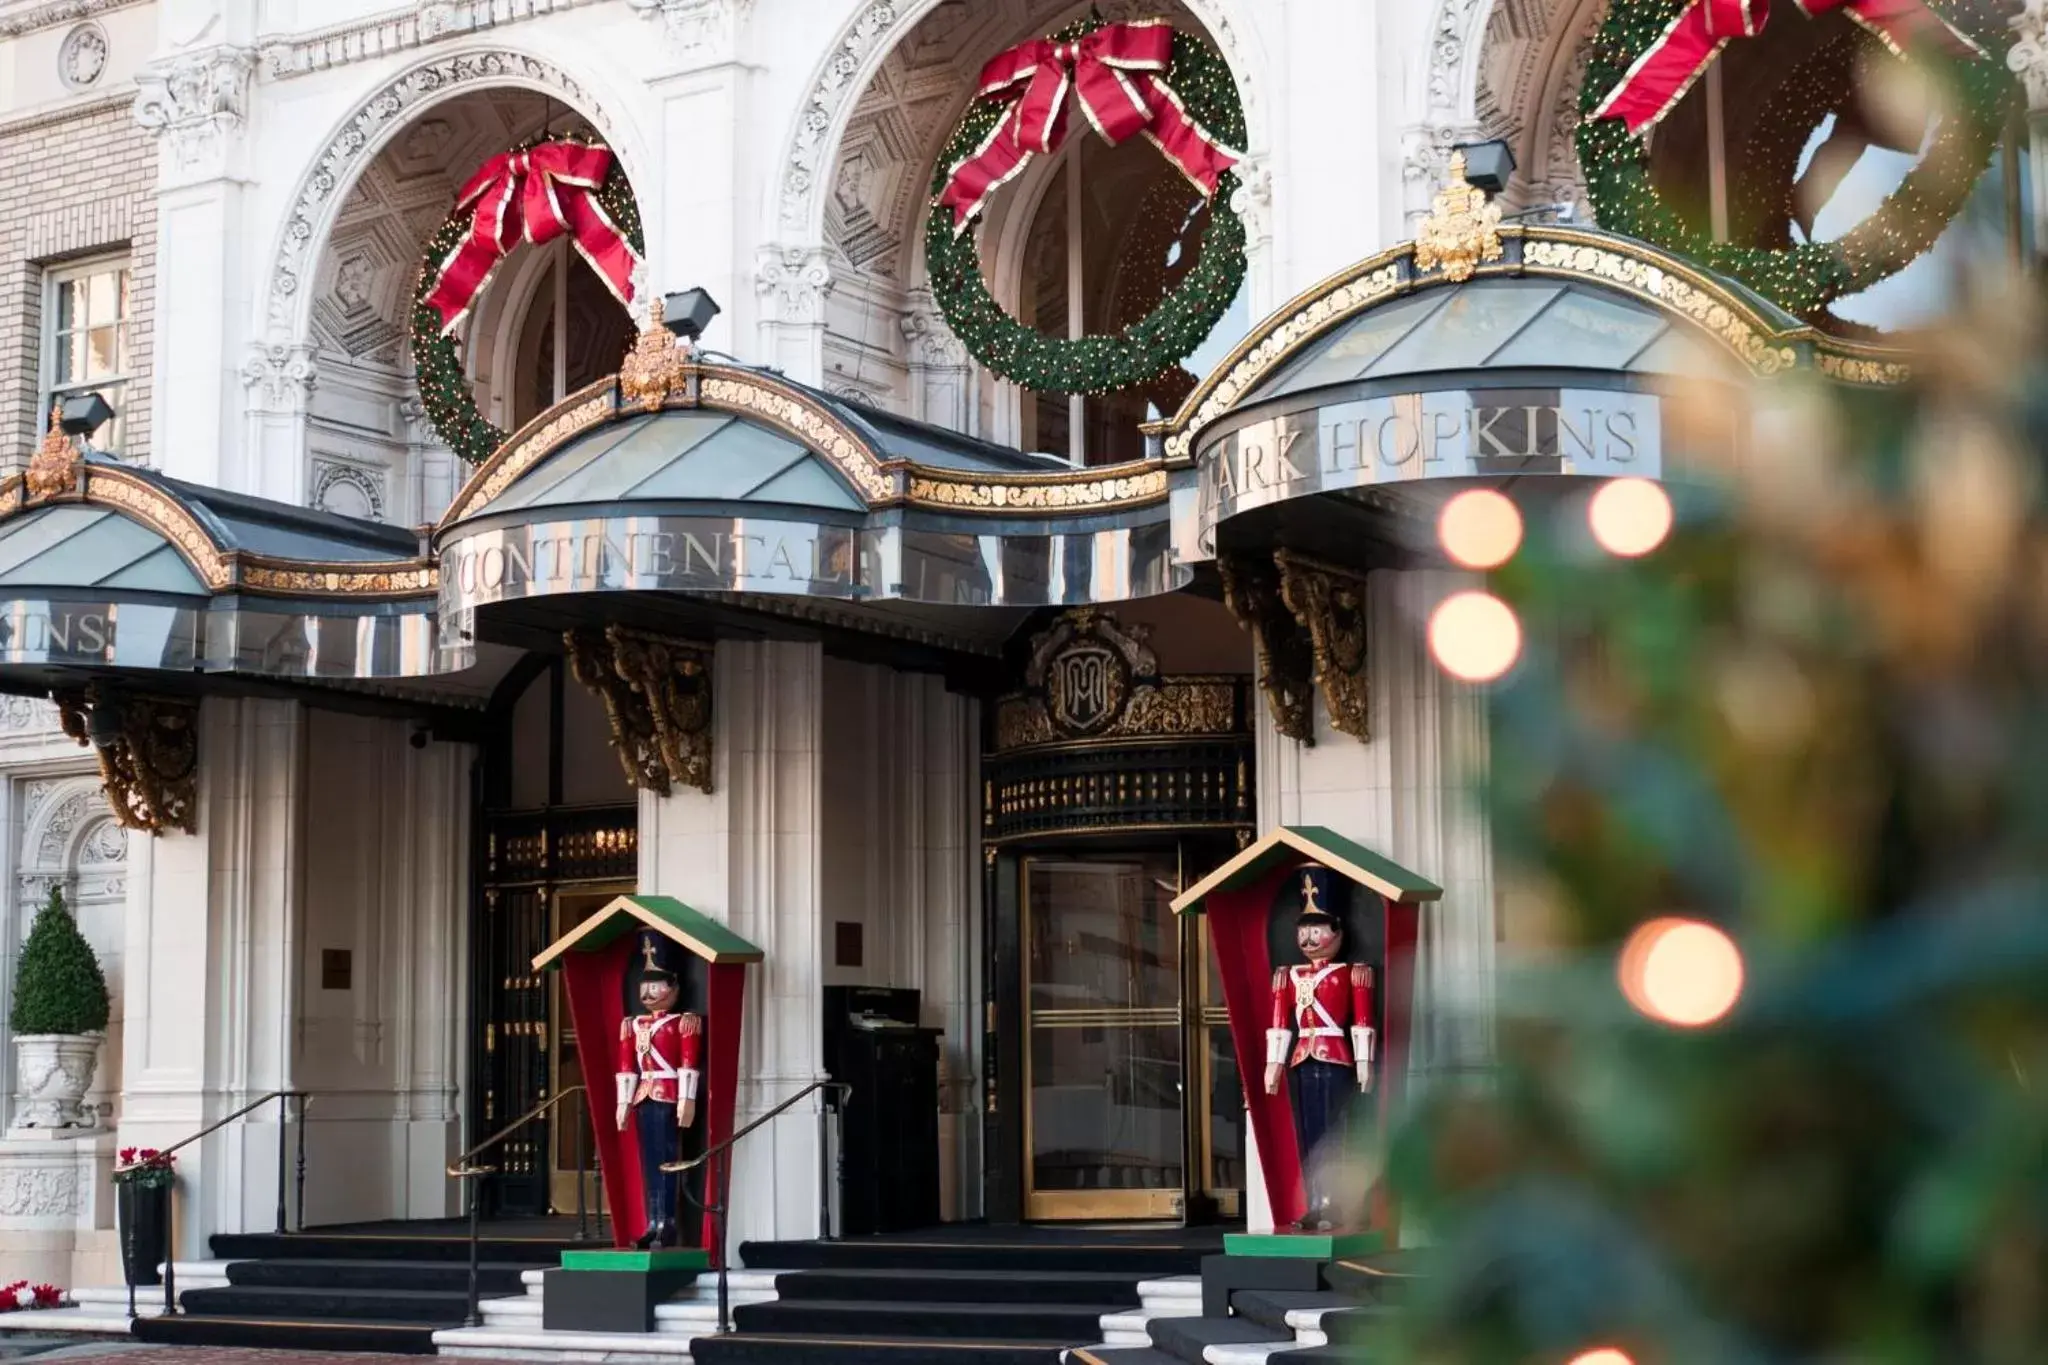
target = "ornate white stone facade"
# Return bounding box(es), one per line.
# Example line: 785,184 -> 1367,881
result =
13,0 -> 2005,1286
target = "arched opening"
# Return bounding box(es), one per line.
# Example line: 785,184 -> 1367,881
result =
1008,123 -> 1248,465
820,0 -> 1248,461
307,90 -> 637,525
1477,0 -> 2030,332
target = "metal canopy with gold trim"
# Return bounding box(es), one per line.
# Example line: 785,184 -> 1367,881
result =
430,343 -> 1195,673
1142,173 -> 1911,562
0,449 -> 435,684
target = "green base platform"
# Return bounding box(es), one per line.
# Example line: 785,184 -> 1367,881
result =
559,1248 -> 711,1272
1224,1230 -> 1383,1259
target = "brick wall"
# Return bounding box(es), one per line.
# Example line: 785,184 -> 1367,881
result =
0,93 -> 156,468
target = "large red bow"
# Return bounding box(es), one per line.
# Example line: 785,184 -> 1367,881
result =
423,141 -> 641,335
936,20 -> 1239,234
1592,0 -> 1980,135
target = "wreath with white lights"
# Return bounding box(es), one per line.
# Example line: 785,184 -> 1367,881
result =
1577,0 -> 2016,321
924,17 -> 1247,397
409,139 -> 645,466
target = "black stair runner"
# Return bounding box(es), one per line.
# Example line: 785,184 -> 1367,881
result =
131,1224 -> 578,1354
691,1228 -> 1220,1365
1070,1252 -> 1416,1365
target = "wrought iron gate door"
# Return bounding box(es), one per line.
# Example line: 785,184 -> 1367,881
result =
472,806 -> 637,1218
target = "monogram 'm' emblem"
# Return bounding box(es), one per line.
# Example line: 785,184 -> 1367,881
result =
1049,642 -> 1126,735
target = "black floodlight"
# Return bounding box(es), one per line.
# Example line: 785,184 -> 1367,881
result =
663,288 -> 722,342
1453,139 -> 1518,196
58,391 -> 114,439
85,694 -> 124,749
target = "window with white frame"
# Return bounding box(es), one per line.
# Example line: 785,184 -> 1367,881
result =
40,256 -> 132,456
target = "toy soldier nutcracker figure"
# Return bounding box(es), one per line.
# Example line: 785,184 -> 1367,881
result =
615,931 -> 703,1249
1263,865 -> 1375,1230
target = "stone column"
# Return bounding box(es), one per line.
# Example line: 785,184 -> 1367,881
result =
638,641 -> 825,1261
135,2 -> 260,494
901,287 -> 975,435
1247,567 -> 1496,1229
2009,1 -> 2048,253
118,697 -> 306,1258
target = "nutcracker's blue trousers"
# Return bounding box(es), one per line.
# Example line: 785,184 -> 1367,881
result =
635,1100 -> 679,1227
1288,1059 -> 1351,1212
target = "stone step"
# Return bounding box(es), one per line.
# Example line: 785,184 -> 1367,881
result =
434,1323 -> 695,1361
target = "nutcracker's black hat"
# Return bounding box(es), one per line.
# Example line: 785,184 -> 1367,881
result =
634,928 -> 682,983
1295,864 -> 1339,929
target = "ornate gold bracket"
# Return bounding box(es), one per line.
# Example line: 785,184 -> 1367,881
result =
565,625 -> 714,796
1275,550 -> 1371,743
52,688 -> 198,835
26,404 -> 80,501
1219,552 -> 1316,746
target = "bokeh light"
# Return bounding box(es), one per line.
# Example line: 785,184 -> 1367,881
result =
1566,1351 -> 1636,1365
1438,488 -> 1524,569
1428,591 -> 1522,682
1588,478 -> 1674,557
1618,918 -> 1745,1028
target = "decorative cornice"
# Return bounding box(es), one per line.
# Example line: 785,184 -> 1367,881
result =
0,0 -> 144,40
905,466 -> 1168,514
0,90 -> 130,137
256,0 -> 605,78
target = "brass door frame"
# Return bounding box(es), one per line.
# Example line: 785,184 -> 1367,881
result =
548,881 -> 635,1214
1020,854 -> 1183,1221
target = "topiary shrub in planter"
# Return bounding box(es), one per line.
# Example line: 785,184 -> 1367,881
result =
7,885 -> 110,1135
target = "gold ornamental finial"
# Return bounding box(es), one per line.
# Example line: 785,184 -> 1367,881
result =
26,402 -> 80,501
1414,148 -> 1504,284
619,294 -> 691,413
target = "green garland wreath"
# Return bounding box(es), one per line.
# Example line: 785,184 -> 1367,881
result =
408,147 -> 645,466
924,19 -> 1247,397
1577,0 -> 2017,320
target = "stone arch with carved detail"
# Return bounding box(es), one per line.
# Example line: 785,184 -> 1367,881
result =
259,44 -> 656,527
262,45 -> 657,348
772,0 -> 1271,424
4,773 -> 126,1132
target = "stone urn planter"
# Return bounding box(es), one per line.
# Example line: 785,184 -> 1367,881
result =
8,1033 -> 101,1134
7,886 -> 110,1137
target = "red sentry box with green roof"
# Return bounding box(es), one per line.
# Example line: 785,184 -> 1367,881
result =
533,895 -> 762,1255
1173,827 -> 1439,1243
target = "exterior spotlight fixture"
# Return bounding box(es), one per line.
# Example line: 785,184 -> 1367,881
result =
662,289 -> 721,342
84,691 -> 125,749
58,392 -> 114,440
1452,139 -> 1517,196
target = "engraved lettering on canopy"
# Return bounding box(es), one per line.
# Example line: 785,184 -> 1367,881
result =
1194,387 -> 1668,547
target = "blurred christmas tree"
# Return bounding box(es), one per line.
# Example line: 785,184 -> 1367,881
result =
1377,126 -> 2048,1365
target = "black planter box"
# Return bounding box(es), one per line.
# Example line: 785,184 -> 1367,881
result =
118,1182 -> 170,1288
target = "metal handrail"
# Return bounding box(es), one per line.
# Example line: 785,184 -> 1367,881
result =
665,1079 -> 851,1334
448,1085 -> 588,1177
117,1089 -> 309,1321
445,1084 -> 598,1326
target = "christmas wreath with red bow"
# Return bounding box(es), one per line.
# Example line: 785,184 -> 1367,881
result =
409,139 -> 645,465
924,17 -> 1247,397
1577,0 -> 2015,322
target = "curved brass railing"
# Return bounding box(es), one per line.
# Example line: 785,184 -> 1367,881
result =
664,1079 -> 852,1333
446,1085 -> 599,1325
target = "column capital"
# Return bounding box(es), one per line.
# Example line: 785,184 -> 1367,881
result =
754,244 -> 835,327
240,342 -> 317,415
627,0 -> 754,67
900,286 -> 968,371
134,43 -> 256,184
2011,0 -> 2048,112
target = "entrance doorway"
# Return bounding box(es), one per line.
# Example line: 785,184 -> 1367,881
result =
1011,845 -> 1243,1222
